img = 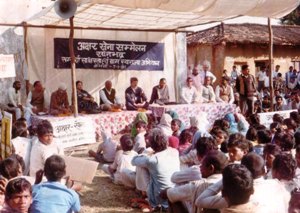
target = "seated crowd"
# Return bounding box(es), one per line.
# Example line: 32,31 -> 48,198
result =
0,119 -> 80,213
85,108 -> 300,213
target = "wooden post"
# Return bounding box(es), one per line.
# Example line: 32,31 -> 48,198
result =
69,16 -> 78,117
23,22 -> 30,96
268,18 -> 274,111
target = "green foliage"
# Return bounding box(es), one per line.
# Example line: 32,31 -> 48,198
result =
280,5 -> 300,25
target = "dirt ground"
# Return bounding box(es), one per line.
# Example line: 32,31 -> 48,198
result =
69,143 -> 142,213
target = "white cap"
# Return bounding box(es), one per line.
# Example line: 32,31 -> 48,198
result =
58,83 -> 67,90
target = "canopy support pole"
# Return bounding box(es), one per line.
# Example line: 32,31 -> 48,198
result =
69,16 -> 78,117
268,18 -> 274,112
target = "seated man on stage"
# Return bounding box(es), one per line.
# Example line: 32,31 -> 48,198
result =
215,76 -> 234,104
7,81 -> 30,121
180,77 -> 201,104
49,83 -> 72,115
26,81 -> 49,114
149,78 -> 170,105
76,81 -> 100,114
99,80 -> 123,111
125,77 -> 149,111
202,76 -> 216,103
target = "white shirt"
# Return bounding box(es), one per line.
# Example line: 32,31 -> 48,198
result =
99,88 -> 120,105
196,178 -> 290,213
97,138 -> 117,162
29,139 -> 64,176
272,70 -> 281,78
167,174 -> 222,213
188,73 -> 203,92
110,150 -> 137,184
202,85 -> 216,103
199,70 -> 216,84
180,85 -> 199,104
7,87 -> 21,106
171,165 -> 201,184
256,71 -> 267,81
133,131 -> 146,153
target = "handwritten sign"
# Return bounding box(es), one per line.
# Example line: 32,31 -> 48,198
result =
0,54 -> 15,78
258,110 -> 296,128
50,117 -> 96,148
54,38 -> 164,70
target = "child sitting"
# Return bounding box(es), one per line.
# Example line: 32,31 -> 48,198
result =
227,138 -> 250,163
178,129 -> 193,155
88,129 -> 117,163
30,155 -> 80,212
102,134 -> 137,188
29,120 -> 64,177
1,177 -> 32,213
263,144 -> 281,179
171,119 -> 181,138
133,121 -> 147,154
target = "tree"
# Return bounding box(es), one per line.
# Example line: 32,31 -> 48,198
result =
280,5 -> 300,25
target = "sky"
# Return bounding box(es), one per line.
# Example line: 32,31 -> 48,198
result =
186,16 -> 281,32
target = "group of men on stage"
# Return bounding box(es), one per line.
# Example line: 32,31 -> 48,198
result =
5,75 -> 172,125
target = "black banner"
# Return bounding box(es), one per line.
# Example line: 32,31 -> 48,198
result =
54,38 -> 164,71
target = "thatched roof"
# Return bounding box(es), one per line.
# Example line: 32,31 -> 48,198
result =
187,23 -> 300,46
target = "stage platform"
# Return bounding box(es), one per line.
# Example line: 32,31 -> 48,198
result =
149,103 -> 236,127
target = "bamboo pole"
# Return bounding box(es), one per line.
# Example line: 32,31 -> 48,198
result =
23,22 -> 30,95
69,16 -> 78,117
0,22 -> 189,33
268,18 -> 274,111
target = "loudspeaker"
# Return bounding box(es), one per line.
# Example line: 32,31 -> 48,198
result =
54,0 -> 77,19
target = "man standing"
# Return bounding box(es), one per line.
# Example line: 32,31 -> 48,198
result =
125,77 -> 149,110
256,66 -> 267,92
236,65 -> 257,116
272,65 -> 281,79
149,78 -> 170,105
188,64 -> 203,93
199,60 -> 216,85
285,66 -> 294,88
100,80 -> 123,110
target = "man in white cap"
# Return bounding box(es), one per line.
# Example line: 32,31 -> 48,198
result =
49,83 -> 71,115
199,60 -> 216,85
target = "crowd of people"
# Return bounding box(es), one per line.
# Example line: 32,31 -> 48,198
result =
0,119 -> 80,213
1,60 -> 300,212
85,106 -> 300,212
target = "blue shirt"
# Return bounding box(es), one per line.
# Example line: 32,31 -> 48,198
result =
132,148 -> 180,208
30,181 -> 80,213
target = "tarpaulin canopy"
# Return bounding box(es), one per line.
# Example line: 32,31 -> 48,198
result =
23,0 -> 300,31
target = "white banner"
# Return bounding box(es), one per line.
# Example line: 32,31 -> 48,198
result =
258,110 -> 296,128
51,116 -> 96,148
0,54 -> 15,78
